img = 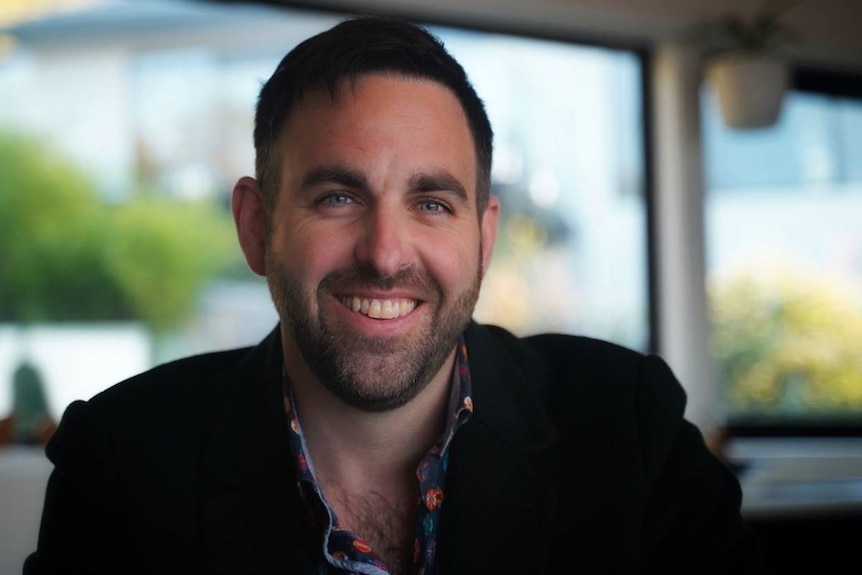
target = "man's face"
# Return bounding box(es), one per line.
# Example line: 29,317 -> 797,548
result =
258,74 -> 498,411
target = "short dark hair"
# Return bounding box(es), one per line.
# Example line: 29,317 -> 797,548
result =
253,15 -> 493,215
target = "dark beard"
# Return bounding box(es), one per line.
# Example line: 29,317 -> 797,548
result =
266,257 -> 481,412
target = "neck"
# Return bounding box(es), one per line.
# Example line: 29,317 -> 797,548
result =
283,336 -> 455,491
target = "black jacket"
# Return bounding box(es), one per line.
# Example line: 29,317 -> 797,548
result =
25,322 -> 766,574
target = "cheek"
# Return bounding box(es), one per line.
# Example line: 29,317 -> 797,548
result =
270,222 -> 355,279
419,232 -> 481,292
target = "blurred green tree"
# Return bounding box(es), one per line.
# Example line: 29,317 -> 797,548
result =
709,260 -> 862,419
0,130 -> 238,329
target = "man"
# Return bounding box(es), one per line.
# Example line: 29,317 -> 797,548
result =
25,16 -> 766,575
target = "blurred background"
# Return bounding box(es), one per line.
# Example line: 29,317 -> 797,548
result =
0,0 -> 860,571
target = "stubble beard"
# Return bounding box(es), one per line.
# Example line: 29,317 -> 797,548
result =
265,251 -> 482,412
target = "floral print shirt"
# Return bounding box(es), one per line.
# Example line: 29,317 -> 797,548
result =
282,336 -> 474,575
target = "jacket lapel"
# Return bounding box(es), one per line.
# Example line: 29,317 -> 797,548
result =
437,322 -> 560,573
197,327 -> 317,574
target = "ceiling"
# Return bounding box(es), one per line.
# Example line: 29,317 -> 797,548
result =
292,0 -> 862,70
556,0 -> 862,55
3,1 -> 861,71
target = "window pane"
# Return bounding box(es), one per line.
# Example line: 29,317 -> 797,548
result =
703,88 -> 862,425
0,1 -> 648,425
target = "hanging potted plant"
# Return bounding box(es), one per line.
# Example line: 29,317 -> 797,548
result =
700,1 -> 801,129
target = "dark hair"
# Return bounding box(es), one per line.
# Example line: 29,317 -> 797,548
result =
253,15 -> 493,215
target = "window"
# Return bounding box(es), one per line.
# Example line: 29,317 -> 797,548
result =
703,74 -> 862,429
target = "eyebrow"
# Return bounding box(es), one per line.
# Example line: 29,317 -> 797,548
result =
408,171 -> 469,205
300,166 -> 369,192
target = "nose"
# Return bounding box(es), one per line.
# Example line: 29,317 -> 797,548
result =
354,205 -> 412,277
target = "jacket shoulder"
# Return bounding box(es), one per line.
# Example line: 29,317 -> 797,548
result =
46,346 -> 257,458
89,346 -> 253,407
474,322 -> 652,391
468,322 -> 688,444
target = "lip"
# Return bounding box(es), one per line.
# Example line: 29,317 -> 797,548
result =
333,289 -> 425,301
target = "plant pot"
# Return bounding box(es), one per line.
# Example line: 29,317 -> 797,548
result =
706,53 -> 789,129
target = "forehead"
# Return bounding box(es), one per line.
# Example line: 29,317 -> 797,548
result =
290,73 -> 470,132
279,73 -> 478,184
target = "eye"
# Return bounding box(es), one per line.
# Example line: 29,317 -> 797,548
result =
416,198 -> 452,214
316,192 -> 356,207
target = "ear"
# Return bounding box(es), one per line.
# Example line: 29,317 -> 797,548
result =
479,195 -> 500,279
231,176 -> 267,277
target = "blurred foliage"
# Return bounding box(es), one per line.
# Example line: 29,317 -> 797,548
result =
0,130 -> 238,329
709,260 -> 862,417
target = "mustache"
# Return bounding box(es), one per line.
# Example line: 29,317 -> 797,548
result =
318,264 -> 441,298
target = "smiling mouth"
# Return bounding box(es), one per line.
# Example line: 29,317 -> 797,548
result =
339,296 -> 418,319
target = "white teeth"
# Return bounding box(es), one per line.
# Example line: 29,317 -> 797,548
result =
341,297 -> 417,319
369,300 -> 382,318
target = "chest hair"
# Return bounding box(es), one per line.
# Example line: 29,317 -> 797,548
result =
329,487 -> 416,575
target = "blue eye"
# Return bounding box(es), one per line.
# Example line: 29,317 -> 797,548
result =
418,199 -> 451,213
318,193 -> 355,206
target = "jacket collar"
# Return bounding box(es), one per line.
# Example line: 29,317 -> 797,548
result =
462,321 -> 557,451
435,322 -> 560,572
198,326 -> 319,572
